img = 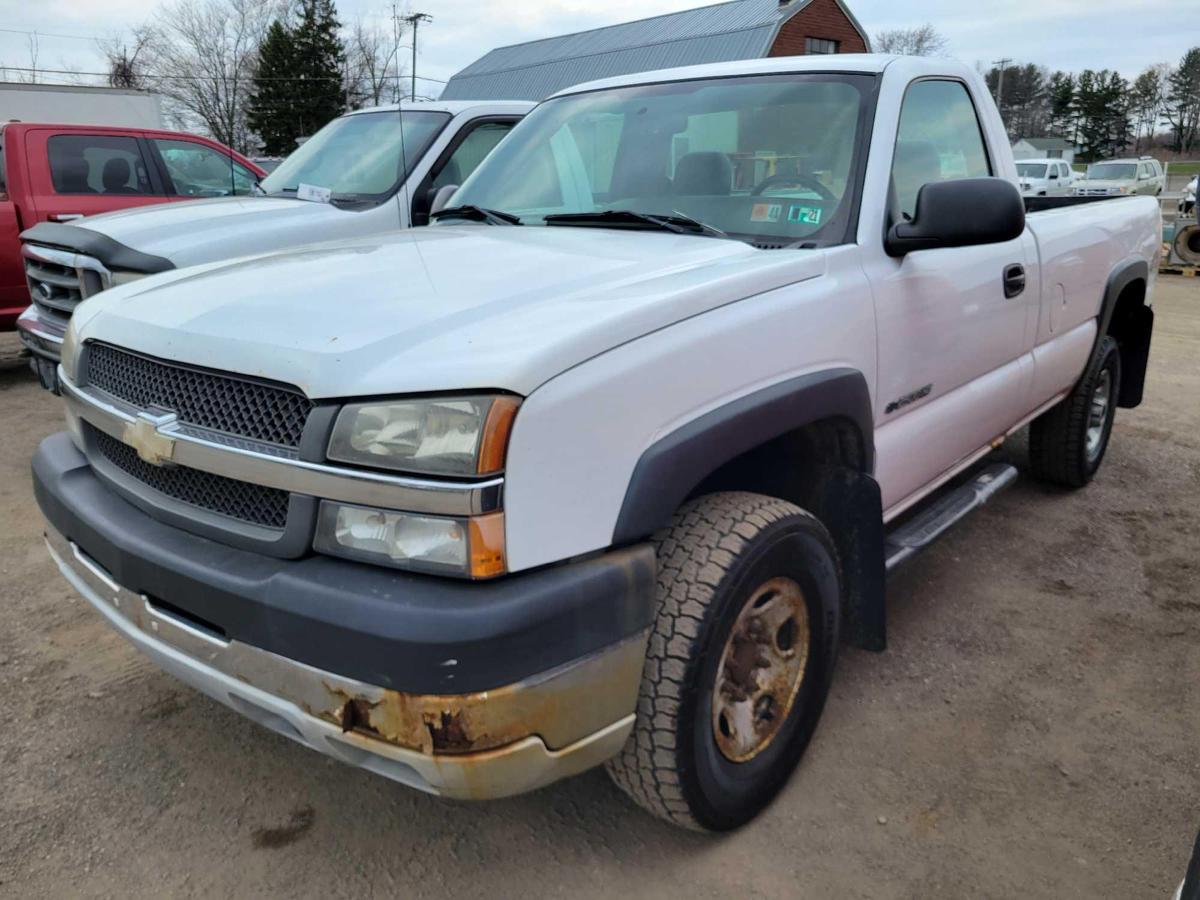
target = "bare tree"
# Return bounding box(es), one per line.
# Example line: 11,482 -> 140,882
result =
874,24 -> 948,57
19,33 -> 40,83
347,17 -> 403,108
145,0 -> 280,151
100,26 -> 157,90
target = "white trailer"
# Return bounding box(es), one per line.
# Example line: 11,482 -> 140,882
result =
0,82 -> 164,129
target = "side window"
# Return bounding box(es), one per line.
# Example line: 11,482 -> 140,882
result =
1060,163 -> 1071,179
47,134 -> 154,195
431,122 -> 515,192
891,80 -> 991,221
154,139 -> 257,197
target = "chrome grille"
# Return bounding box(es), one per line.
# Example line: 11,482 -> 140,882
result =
86,343 -> 313,449
24,254 -> 85,318
93,427 -> 290,529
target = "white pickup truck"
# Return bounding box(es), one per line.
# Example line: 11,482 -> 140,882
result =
16,100 -> 532,388
34,55 -> 1160,832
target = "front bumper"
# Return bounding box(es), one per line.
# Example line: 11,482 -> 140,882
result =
15,306 -> 64,392
34,432 -> 657,799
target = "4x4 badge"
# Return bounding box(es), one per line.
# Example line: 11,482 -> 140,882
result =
122,411 -> 178,467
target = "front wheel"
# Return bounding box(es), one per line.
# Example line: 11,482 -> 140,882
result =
606,492 -> 841,831
1029,335 -> 1121,488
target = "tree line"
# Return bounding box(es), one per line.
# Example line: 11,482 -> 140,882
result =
878,25 -> 1200,162
984,49 -> 1200,161
97,0 -> 409,154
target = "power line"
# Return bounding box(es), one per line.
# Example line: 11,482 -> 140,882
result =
0,26 -> 105,43
0,64 -> 446,84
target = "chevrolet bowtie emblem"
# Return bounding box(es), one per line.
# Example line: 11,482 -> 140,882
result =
122,411 -> 178,467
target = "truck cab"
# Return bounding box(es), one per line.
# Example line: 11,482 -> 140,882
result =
16,101 -> 532,389
0,122 -> 263,332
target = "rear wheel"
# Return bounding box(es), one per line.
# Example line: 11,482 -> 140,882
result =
605,492 -> 841,831
1029,335 -> 1121,488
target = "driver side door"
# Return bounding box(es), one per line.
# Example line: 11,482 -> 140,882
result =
864,79 -> 1038,515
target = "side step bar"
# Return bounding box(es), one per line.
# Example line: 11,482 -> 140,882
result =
885,463 -> 1018,572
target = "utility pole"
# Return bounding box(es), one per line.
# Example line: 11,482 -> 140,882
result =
992,57 -> 1013,138
403,12 -> 432,101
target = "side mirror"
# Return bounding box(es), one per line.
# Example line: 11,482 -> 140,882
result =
885,178 -> 1025,258
1048,172 -> 1058,180
429,184 -> 459,216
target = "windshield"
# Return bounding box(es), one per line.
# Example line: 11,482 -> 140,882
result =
1086,163 -> 1136,181
260,110 -> 451,201
1016,163 -> 1048,178
449,73 -> 875,246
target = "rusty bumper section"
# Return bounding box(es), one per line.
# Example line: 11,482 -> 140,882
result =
46,524 -> 647,800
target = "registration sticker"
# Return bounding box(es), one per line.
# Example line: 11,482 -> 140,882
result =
750,203 -> 783,223
788,205 -> 823,225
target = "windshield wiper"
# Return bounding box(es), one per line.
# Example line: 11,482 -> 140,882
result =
431,205 -> 522,226
543,209 -> 727,238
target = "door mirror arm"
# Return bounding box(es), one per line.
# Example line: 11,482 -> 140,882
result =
885,178 -> 1026,258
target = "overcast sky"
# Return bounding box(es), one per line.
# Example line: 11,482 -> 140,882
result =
0,0 -> 1191,93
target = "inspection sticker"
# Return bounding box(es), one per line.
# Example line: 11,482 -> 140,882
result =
788,205 -> 823,225
750,203 -> 783,223
297,183 -> 333,204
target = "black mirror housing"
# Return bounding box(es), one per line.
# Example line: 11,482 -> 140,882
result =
885,177 -> 1026,258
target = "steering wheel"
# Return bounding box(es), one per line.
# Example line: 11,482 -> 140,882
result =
750,174 -> 837,204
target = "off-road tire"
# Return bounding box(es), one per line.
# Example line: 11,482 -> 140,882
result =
1029,335 -> 1121,488
605,492 -> 841,831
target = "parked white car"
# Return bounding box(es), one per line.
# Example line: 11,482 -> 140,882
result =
17,99 -> 534,388
1074,157 -> 1165,197
36,54 -> 1160,832
1016,158 -> 1075,196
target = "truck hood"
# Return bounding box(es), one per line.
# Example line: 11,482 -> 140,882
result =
72,226 -> 824,398
75,197 -> 381,269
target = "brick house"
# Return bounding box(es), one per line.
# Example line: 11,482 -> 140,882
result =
441,0 -> 871,101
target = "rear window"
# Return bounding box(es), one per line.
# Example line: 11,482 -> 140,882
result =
47,134 -> 155,195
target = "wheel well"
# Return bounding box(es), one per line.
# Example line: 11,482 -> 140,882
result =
1105,278 -> 1153,408
689,417 -> 867,505
690,417 -> 887,653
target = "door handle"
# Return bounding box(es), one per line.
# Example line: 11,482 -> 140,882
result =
1003,264 -> 1026,299
51,214 -> 84,222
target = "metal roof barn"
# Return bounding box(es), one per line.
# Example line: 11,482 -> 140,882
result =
440,0 -> 871,101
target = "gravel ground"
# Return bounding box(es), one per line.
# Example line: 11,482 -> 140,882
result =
1,278 -> 1198,899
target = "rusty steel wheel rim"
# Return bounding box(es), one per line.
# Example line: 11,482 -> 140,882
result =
711,576 -> 810,763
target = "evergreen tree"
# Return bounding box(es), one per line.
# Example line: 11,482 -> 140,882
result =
1129,67 -> 1165,152
247,20 -> 298,156
1074,69 -> 1131,161
1046,71 -> 1077,141
291,0 -> 346,140
1164,48 -> 1200,153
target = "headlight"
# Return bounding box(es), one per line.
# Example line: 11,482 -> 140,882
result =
327,395 -> 520,476
61,318 -> 80,382
313,501 -> 506,578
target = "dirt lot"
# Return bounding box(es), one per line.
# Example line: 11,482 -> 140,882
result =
1,279 -> 1198,899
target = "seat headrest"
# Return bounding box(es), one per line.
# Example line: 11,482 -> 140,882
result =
55,158 -> 93,194
102,157 -> 133,193
673,152 -> 733,196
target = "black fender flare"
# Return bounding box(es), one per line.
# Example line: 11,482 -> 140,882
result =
1097,258 -> 1153,408
1097,258 -> 1149,344
612,368 -> 875,545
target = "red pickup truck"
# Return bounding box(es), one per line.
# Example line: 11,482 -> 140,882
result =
1,123 -> 264,331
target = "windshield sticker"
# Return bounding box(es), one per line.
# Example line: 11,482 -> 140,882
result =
788,205 -> 822,225
750,203 -> 783,223
296,183 -> 332,204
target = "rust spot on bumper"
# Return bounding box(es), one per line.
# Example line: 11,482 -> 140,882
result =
314,632 -> 649,757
